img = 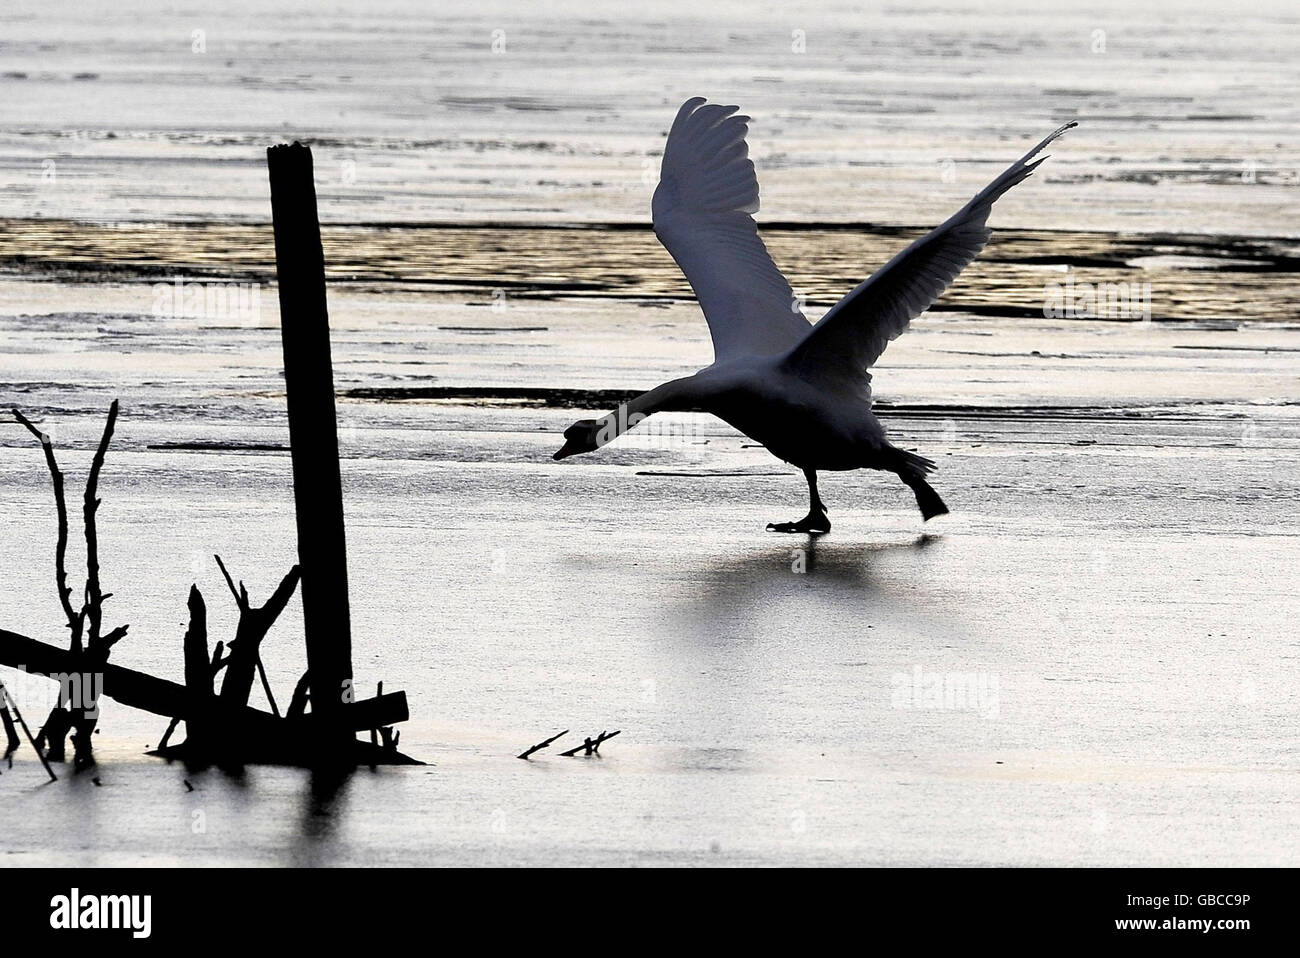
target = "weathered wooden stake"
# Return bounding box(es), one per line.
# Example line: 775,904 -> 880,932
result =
267,142 -> 354,753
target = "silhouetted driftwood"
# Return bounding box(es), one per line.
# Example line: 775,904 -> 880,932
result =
213,555 -> 300,713
13,402 -> 127,768
518,729 -> 568,760
13,406 -> 77,763
0,630 -> 407,739
158,635 -> 224,752
181,585 -> 213,750
559,729 -> 621,756
81,400 -> 119,653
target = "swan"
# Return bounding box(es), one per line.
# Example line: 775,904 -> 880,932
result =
554,97 -> 1075,533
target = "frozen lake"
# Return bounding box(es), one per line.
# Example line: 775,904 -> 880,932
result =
1,0 -> 1298,866
1,275 -> 1297,865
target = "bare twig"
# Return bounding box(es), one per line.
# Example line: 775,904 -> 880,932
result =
518,729 -> 568,760
12,405 -> 125,765
560,729 -> 620,757
214,554 -> 243,609
100,625 -> 129,651
256,657 -> 280,718
83,399 -> 119,650
12,409 -> 78,637
215,554 -> 281,712
212,556 -> 301,710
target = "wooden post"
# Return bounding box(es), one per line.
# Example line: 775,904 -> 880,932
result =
267,143 -> 354,752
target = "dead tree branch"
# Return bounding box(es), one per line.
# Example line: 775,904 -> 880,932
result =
560,729 -> 621,757
12,409 -> 79,639
213,556 -> 301,711
518,729 -> 568,760
83,399 -> 119,651
13,402 -> 127,767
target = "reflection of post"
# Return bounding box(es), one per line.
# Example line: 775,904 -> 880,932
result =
267,143 -> 353,751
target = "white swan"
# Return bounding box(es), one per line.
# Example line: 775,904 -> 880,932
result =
555,97 -> 1075,533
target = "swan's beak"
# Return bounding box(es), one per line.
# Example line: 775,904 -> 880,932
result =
553,438 -> 584,461
554,419 -> 600,460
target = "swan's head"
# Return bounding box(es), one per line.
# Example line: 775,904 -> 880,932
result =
553,418 -> 601,460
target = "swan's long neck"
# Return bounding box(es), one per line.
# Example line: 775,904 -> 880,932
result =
594,375 -> 701,446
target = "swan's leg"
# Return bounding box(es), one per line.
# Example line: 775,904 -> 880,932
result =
766,469 -> 831,534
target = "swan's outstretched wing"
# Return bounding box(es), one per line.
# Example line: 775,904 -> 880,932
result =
652,97 -> 812,363
784,121 -> 1077,395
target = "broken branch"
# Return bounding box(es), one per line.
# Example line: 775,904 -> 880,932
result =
12,408 -> 78,636
83,399 -> 119,650
559,729 -> 620,757
214,558 -> 301,710
517,729 -> 568,760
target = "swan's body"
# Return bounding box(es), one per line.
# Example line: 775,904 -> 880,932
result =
555,97 -> 1075,532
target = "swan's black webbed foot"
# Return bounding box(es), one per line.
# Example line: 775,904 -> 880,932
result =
766,509 -> 831,535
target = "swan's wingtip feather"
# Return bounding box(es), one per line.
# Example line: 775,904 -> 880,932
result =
1044,120 -> 1078,143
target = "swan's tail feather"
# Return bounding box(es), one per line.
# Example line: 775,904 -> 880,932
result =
892,448 -> 938,475
886,447 -> 948,520
901,473 -> 950,521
